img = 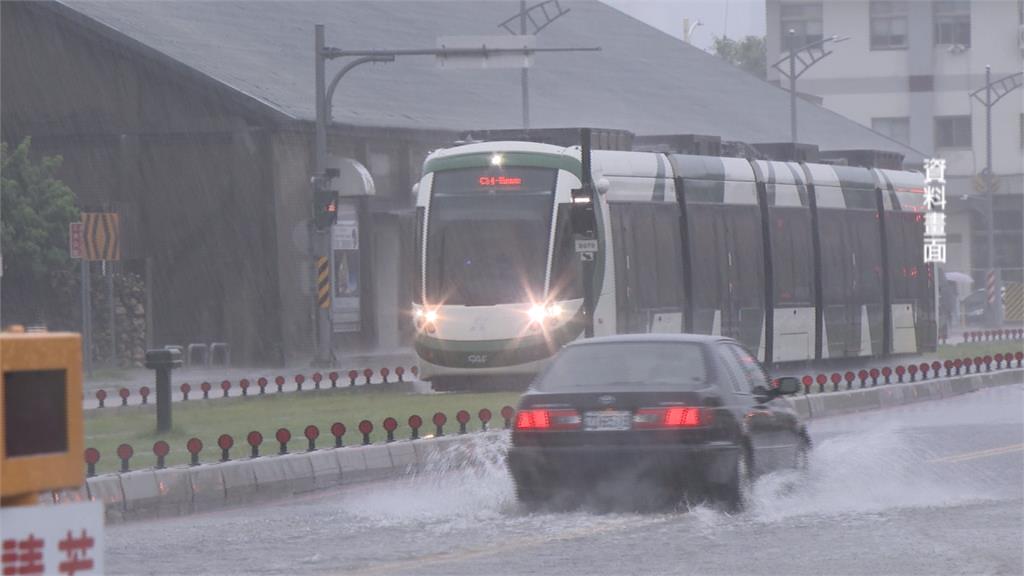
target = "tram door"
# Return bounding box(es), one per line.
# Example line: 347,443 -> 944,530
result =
686,200 -> 765,354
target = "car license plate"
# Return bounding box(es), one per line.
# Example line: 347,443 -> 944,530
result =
584,411 -> 632,431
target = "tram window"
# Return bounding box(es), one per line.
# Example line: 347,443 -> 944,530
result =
632,207 -> 659,308
425,167 -> 556,306
549,204 -> 582,301
653,206 -> 684,308
842,188 -> 877,210
413,207 -> 424,303
772,210 -> 814,305
682,179 -> 724,204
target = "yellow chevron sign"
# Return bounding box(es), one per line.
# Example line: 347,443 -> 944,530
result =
317,257 -> 330,309
81,213 -> 120,261
1005,283 -> 1023,323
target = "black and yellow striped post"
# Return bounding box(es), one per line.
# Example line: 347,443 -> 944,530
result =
316,257 -> 331,310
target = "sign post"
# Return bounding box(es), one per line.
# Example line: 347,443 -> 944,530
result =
70,221 -> 92,377
79,213 -> 121,371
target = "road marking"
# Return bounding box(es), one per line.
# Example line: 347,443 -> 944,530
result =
928,443 -> 1024,464
337,515 -> 671,576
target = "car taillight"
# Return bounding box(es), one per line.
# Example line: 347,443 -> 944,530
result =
633,407 -> 708,429
514,409 -> 581,430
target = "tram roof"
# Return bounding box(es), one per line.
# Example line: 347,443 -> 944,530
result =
51,0 -> 924,163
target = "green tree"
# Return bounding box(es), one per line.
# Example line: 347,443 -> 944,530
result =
712,35 -> 767,80
1,137 -> 79,325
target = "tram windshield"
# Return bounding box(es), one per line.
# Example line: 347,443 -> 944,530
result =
425,167 -> 558,306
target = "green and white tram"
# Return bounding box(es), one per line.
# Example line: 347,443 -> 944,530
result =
411,140 -> 934,389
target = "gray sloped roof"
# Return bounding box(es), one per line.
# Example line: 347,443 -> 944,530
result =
55,0 -> 923,162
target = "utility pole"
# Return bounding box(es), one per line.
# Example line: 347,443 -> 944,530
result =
970,66 -> 1022,328
499,0 -> 572,129
520,0 -> 529,129
310,24 -> 598,362
772,32 -> 848,145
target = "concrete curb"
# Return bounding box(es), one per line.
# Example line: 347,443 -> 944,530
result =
83,369 -> 1022,524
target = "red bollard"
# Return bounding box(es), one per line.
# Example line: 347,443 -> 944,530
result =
869,367 -> 880,386
247,431 -> 263,458
295,374 -> 305,391
304,425 -> 320,451
257,377 -> 268,395
358,420 -> 373,445
221,380 -> 231,398
330,422 -> 346,447
895,365 -> 906,383
408,415 -> 423,439
907,364 -> 917,382
380,367 -> 390,384
815,374 -> 827,393
275,376 -> 285,392
396,367 -> 406,382
801,375 -> 813,394
881,366 -> 892,384
276,428 -> 291,454
857,370 -> 868,388
363,368 -> 374,385
830,373 -> 841,392
433,412 -> 447,436
382,417 -> 397,443
328,371 -> 339,388
218,434 -> 234,462
116,443 -> 134,473
478,408 -> 493,431
312,372 -> 323,390
501,406 -> 516,429
84,448 -> 100,477
96,389 -> 107,408
348,370 -> 359,386
140,386 -> 151,405
153,440 -> 170,469
186,437 -> 203,466
180,382 -> 191,401
200,381 -> 211,399
119,388 -> 130,407
240,378 -> 250,397
843,371 -> 855,390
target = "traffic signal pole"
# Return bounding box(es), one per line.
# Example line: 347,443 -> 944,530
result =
311,24 -> 598,362
969,65 -> 1022,328
313,25 -> 333,366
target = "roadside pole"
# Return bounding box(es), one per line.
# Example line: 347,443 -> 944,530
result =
81,260 -> 92,377
572,128 -> 597,338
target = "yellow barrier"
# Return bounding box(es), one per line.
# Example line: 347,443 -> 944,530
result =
1,330 -> 83,506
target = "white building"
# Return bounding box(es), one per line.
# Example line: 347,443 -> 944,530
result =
766,0 -> 1024,289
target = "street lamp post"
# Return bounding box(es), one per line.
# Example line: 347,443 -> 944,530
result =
969,65 -> 1022,328
310,24 -> 599,364
498,0 -> 573,129
771,32 -> 848,145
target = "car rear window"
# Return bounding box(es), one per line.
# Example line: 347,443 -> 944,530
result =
535,342 -> 709,391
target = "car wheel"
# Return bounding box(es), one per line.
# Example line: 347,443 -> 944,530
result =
716,446 -> 752,512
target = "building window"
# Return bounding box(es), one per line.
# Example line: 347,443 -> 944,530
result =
870,1 -> 908,49
872,116 -> 910,144
935,115 -> 972,148
781,2 -> 823,52
934,1 -> 970,47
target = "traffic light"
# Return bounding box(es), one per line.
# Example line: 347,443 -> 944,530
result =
313,188 -> 338,231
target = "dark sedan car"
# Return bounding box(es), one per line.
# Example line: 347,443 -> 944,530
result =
506,334 -> 810,510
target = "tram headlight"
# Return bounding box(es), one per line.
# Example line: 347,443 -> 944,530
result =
528,303 -> 563,324
528,305 -> 546,324
425,309 -> 438,323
